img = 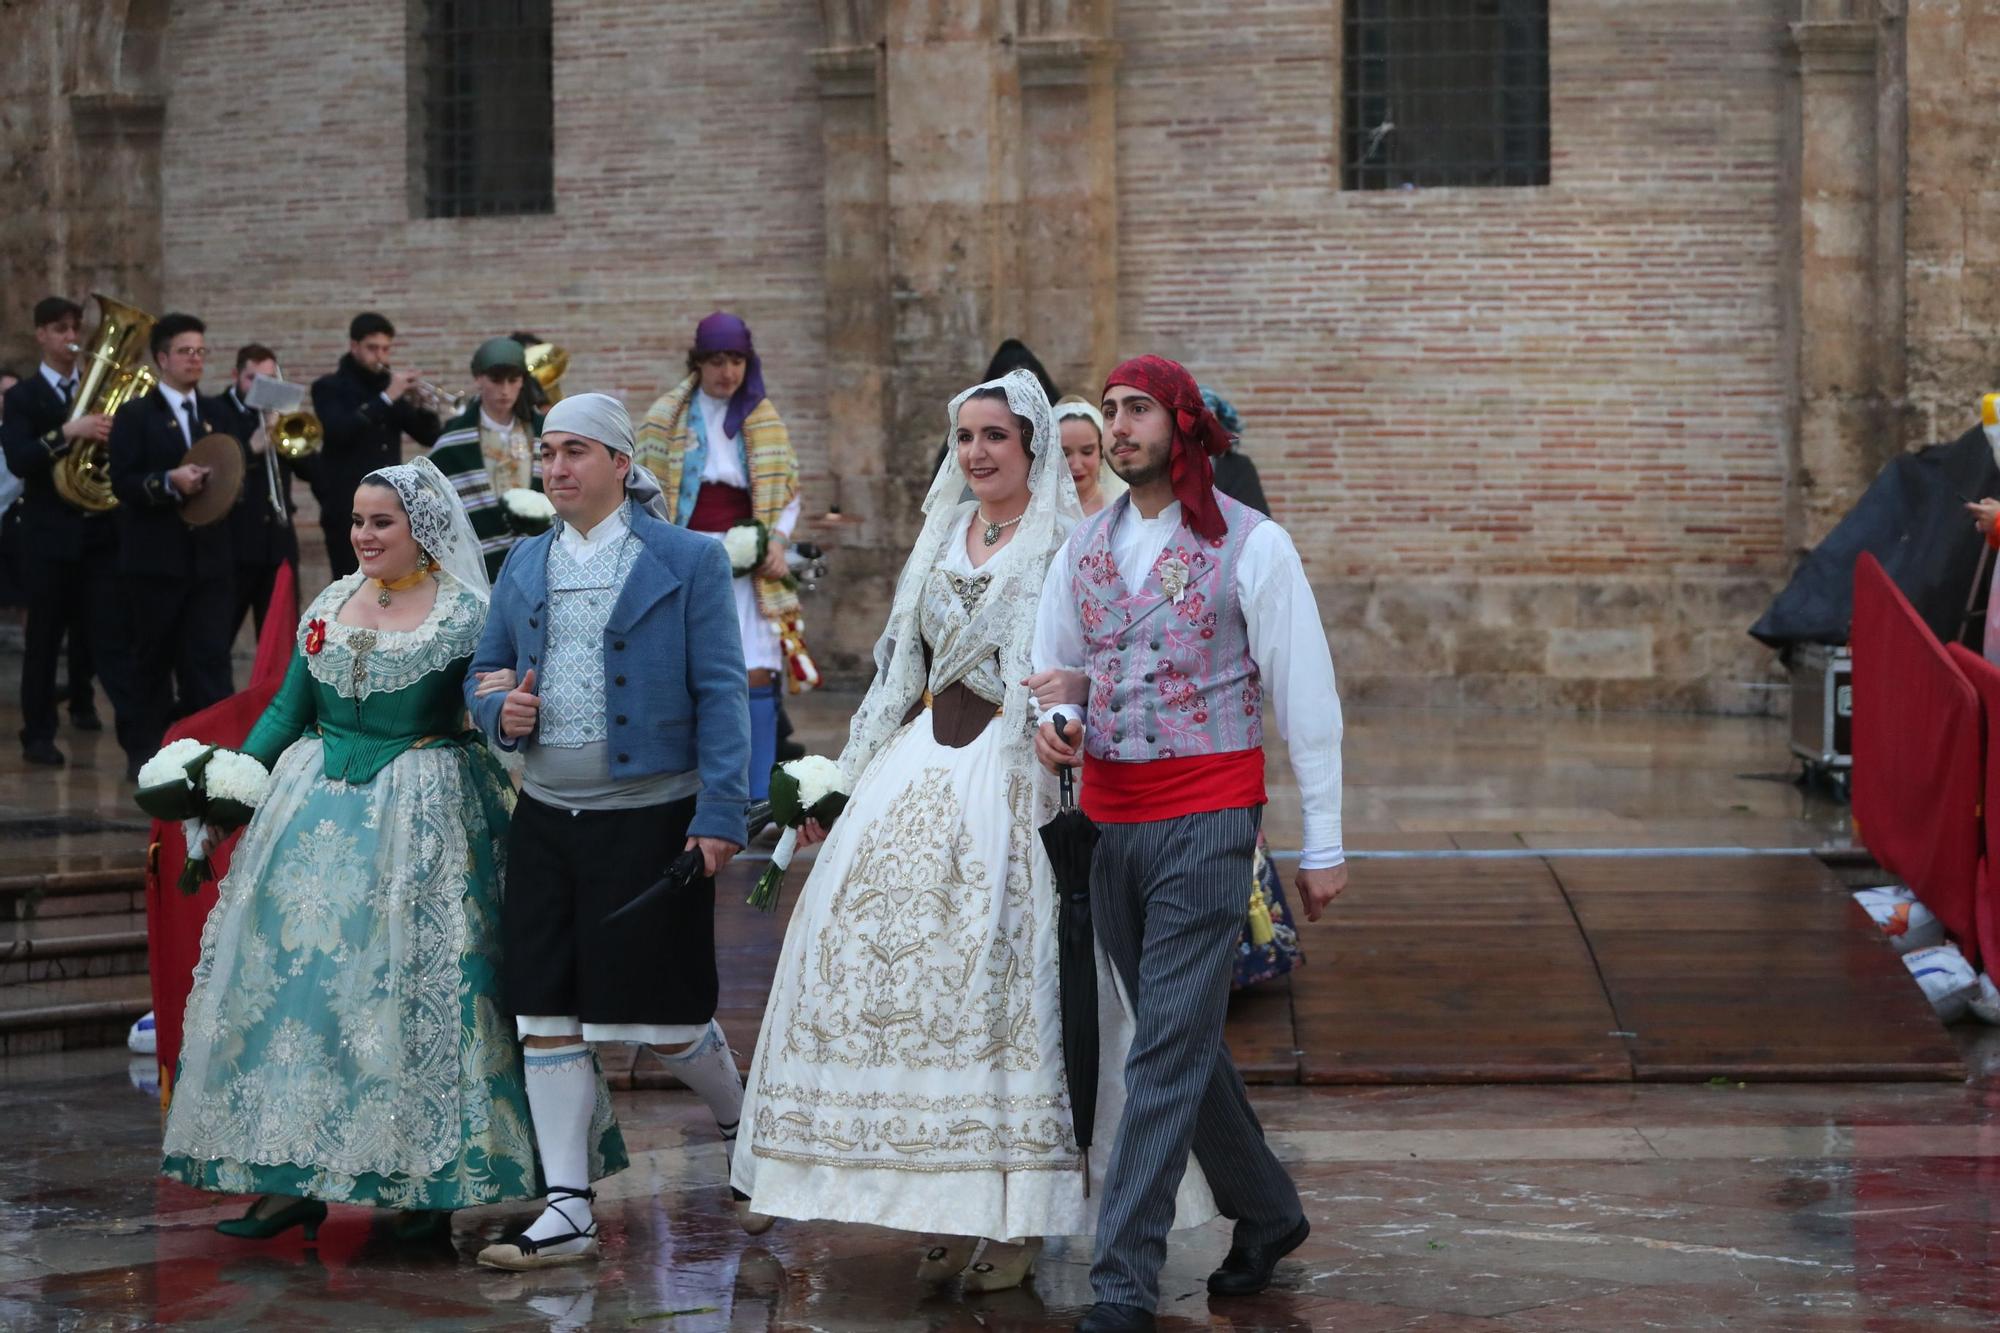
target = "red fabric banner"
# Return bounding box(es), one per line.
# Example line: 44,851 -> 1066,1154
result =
1944,642 -> 2000,974
144,562 -> 299,1099
1851,553 -> 1983,964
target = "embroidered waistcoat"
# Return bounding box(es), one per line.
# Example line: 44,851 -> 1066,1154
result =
538,529 -> 642,747
1072,492 -> 1265,762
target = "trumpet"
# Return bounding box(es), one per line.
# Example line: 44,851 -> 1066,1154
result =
402,378 -> 466,417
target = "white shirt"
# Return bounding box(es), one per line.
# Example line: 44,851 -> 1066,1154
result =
558,501 -> 630,561
695,391 -> 800,537
1031,500 -> 1346,869
39,362 -> 77,401
156,382 -> 200,450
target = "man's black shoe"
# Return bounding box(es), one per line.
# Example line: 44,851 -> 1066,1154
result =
69,710 -> 103,733
1207,1215 -> 1311,1297
775,738 -> 807,762
125,758 -> 143,783
22,740 -> 66,767
1077,1303 -> 1154,1332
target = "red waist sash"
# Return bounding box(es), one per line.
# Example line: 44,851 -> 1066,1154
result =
688,481 -> 753,532
1080,748 -> 1267,824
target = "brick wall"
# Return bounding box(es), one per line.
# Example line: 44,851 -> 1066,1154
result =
156,0 -> 829,565
18,1 -> 1813,713
1112,0 -> 1794,711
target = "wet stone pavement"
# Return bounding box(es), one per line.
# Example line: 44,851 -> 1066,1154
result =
6,1049 -> 2000,1330
6,701 -> 2000,1328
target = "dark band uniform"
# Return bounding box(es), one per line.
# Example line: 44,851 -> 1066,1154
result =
0,370 -> 122,754
107,387 -> 235,759
204,385 -> 300,639
309,355 -> 441,579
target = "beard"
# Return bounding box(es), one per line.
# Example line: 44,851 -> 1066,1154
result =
1108,447 -> 1170,490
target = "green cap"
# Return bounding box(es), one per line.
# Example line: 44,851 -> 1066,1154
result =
470,336 -> 528,376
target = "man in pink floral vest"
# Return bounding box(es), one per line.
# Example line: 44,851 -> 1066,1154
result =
1033,354 -> 1346,1333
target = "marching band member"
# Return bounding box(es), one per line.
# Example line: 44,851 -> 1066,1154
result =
107,313 -> 234,774
310,313 -> 442,578
0,297 -> 118,767
204,344 -> 300,640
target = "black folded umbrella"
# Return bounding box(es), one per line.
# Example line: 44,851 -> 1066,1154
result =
1037,721 -> 1101,1194
601,847 -> 708,928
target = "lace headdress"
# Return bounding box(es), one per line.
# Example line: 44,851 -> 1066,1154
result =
360,457 -> 491,604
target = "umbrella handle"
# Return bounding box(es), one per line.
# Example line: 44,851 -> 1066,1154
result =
1055,717 -> 1077,810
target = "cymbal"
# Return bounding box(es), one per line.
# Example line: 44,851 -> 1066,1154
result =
180,432 -> 244,528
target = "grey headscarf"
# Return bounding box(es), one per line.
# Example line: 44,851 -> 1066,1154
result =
542,392 -> 669,521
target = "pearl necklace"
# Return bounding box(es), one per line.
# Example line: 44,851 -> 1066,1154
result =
978,510 -> 1026,547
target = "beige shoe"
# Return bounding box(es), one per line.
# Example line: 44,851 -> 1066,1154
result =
917,1235 -> 979,1283
476,1234 -> 600,1271
732,1188 -> 775,1237
476,1187 -> 600,1271
963,1237 -> 1042,1293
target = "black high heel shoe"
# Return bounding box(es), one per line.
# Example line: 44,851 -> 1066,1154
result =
214,1195 -> 328,1241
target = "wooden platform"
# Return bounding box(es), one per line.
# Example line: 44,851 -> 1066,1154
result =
684,852 -> 1964,1089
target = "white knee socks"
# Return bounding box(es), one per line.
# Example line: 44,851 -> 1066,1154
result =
651,1020 -> 745,1139
522,1042 -> 596,1248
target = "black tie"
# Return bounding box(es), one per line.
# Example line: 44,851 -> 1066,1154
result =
181,398 -> 199,449
59,379 -> 74,407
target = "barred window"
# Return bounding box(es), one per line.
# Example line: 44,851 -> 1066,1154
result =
417,0 -> 554,218
1342,0 -> 1550,191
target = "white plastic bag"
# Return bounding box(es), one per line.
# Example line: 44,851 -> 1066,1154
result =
1970,973 -> 2000,1026
1903,944 -> 1980,1022
1854,885 -> 1946,955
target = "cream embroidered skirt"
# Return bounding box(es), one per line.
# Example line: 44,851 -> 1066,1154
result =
731,714 -> 1215,1240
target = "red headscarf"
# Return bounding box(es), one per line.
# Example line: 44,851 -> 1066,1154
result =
1103,354 -> 1233,543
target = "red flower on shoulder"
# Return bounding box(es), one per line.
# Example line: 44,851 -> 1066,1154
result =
304,618 -> 328,656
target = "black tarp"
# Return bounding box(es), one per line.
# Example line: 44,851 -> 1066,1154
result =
1751,426 -> 2000,653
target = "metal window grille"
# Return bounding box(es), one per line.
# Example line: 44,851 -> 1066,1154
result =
1343,0 -> 1550,191
420,0 -> 554,218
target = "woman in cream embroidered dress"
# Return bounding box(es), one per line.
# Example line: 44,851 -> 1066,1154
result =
732,371 -> 1213,1291
161,459 -> 624,1243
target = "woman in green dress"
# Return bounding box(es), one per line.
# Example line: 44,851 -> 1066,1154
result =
161,458 -> 625,1243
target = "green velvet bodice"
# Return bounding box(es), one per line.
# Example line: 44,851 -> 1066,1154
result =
244,573 -> 488,784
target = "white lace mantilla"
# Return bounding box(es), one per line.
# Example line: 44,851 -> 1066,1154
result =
303,573 -> 486,701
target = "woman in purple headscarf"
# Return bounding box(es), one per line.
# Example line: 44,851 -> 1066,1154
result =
636,313 -> 811,804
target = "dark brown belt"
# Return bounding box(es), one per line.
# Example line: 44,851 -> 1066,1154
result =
903,681 -> 1001,749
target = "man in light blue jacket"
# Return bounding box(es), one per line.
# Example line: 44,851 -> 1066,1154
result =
464,392 -> 753,1270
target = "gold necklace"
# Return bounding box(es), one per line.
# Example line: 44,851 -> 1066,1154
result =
371,566 -> 431,608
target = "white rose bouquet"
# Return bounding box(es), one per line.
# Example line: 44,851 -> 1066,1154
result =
722,521 -> 768,577
133,742 -> 272,893
743,755 -> 851,912
501,487 -> 557,536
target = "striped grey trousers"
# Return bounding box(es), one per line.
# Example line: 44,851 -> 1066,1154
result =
1089,805 -> 1303,1309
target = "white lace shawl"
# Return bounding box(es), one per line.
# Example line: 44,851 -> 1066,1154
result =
303,572 -> 487,701
837,369 -> 1082,788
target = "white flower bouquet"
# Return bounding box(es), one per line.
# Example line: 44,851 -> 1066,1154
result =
133,741 -> 272,893
722,521 -> 768,577
501,487 -> 557,536
743,755 -> 851,912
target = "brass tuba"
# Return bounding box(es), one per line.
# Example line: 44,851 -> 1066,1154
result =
525,342 -> 568,405
57,293 -> 158,512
